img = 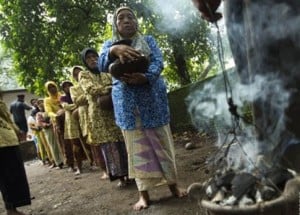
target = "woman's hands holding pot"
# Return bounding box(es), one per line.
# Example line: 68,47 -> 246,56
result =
121,73 -> 148,85
110,44 -> 142,64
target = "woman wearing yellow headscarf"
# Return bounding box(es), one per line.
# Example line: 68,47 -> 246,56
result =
44,81 -> 64,168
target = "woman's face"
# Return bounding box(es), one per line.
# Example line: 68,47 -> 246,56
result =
62,83 -> 72,94
85,52 -> 98,70
31,99 -> 38,106
37,101 -> 44,111
72,68 -> 82,81
116,9 -> 137,38
48,84 -> 58,95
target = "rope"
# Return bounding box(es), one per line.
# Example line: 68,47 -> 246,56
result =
202,0 -> 283,194
202,1 -> 239,123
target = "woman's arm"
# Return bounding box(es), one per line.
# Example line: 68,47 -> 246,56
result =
61,102 -> 77,111
98,40 -> 114,72
44,98 -> 58,118
79,71 -> 111,96
143,35 -> 164,85
70,87 -> 88,106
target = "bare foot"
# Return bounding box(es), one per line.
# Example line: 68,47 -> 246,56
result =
49,163 -> 56,169
133,191 -> 149,211
169,184 -> 187,198
117,179 -> 126,188
100,172 -> 109,180
67,167 -> 76,172
89,165 -> 99,171
6,209 -> 27,215
75,169 -> 81,175
125,177 -> 135,184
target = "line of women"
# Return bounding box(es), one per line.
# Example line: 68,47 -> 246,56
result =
32,67 -> 129,185
25,5 -> 187,212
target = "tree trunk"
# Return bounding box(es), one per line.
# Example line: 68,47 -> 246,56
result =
170,36 -> 191,86
174,52 -> 190,85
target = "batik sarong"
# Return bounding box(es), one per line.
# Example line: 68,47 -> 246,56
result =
101,141 -> 128,181
122,123 -> 177,191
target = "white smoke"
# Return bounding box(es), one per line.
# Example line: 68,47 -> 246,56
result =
186,1 -> 300,173
187,73 -> 290,171
248,2 -> 300,47
148,0 -> 201,34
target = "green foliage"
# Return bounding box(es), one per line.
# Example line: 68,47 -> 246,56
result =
138,0 -> 218,87
0,0 -> 218,94
0,47 -> 20,90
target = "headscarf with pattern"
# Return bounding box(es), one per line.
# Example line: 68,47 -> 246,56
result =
71,65 -> 84,83
80,48 -> 99,74
112,6 -> 151,59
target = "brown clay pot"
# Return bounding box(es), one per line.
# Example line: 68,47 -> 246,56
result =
109,56 -> 149,80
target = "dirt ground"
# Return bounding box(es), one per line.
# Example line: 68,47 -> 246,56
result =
0,131 -> 217,215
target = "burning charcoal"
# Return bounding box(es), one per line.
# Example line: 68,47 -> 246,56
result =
232,172 -> 257,200
211,189 -> 225,204
287,168 -> 297,177
264,167 -> 294,190
185,142 -> 195,150
261,186 -> 279,201
206,185 -> 213,198
238,195 -> 254,206
215,169 -> 235,189
255,190 -> 263,203
247,185 -> 258,201
221,195 -> 237,206
206,181 -> 218,199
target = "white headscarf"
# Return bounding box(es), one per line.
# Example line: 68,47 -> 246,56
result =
112,6 -> 151,58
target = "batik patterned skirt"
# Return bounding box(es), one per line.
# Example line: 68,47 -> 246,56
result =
122,123 -> 177,191
101,141 -> 128,181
